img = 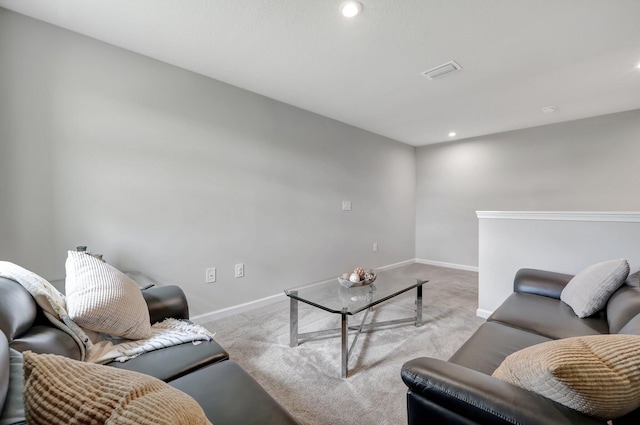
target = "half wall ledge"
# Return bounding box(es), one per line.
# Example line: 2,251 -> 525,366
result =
476,211 -> 640,318
476,211 -> 640,222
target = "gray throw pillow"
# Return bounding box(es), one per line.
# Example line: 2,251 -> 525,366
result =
561,259 -> 630,318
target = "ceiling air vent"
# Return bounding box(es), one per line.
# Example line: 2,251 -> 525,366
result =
421,60 -> 463,80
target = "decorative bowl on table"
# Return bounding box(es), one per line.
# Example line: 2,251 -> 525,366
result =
338,267 -> 376,288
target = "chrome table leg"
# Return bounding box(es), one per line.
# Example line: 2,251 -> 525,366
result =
290,291 -> 298,347
416,284 -> 423,326
341,311 -> 348,378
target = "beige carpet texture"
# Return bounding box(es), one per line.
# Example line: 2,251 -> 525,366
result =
204,263 -> 485,425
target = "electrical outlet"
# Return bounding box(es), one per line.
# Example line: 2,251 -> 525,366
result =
342,201 -> 352,211
373,242 -> 378,252
205,268 -> 216,283
235,263 -> 244,278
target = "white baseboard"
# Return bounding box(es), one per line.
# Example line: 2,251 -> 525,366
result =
376,258 -> 416,270
192,258 -> 416,324
193,258 -> 479,324
415,258 -> 479,273
191,292 -> 287,325
476,308 -> 492,319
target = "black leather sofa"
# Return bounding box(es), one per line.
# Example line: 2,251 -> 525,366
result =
401,268 -> 640,425
0,276 -> 299,425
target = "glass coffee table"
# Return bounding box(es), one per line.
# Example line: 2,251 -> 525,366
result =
285,271 -> 427,377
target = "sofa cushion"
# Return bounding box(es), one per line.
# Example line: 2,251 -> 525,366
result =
560,259 -> 630,318
448,322 -> 552,375
0,333 -> 8,414
65,251 -> 151,339
23,351 -> 212,425
0,277 -> 38,341
492,334 -> 640,420
108,339 -> 229,382
170,360 -> 299,425
0,349 -> 25,425
513,268 -> 573,299
607,284 -> 640,334
9,325 -> 82,360
488,292 -> 609,339
619,314 -> 640,336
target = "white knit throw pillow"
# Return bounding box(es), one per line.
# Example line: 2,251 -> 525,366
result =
65,251 -> 151,339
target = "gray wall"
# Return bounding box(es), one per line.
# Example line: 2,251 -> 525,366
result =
416,109 -> 640,268
0,9 -> 416,316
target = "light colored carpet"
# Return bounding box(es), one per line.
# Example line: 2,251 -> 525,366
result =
203,263 -> 485,425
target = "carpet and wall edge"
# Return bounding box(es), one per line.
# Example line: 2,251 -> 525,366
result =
191,258 -> 479,324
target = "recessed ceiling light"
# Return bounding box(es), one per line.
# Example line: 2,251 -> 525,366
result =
636,62 -> 640,69
448,132 -> 457,137
542,106 -> 557,114
340,1 -> 362,18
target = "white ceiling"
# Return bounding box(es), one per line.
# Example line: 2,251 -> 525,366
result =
1,0 -> 639,146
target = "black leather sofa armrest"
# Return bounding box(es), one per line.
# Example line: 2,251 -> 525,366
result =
513,268 -> 573,299
401,358 -> 605,425
142,285 -> 190,323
